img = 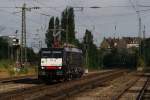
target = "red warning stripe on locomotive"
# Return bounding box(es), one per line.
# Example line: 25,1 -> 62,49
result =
44,66 -> 62,70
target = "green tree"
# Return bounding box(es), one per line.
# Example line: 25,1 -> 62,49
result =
55,17 -> 60,34
61,7 -> 75,44
45,16 -> 54,48
27,47 -> 39,63
0,37 -> 9,59
141,38 -> 150,66
103,48 -> 137,69
82,29 -> 99,69
137,56 -> 145,68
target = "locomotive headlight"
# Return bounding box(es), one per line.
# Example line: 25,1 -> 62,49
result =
41,66 -> 45,69
58,67 -> 62,69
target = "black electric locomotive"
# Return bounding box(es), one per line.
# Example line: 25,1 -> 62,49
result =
38,47 -> 84,82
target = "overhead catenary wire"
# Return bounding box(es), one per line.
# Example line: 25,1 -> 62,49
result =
1,3 -> 150,31
0,8 -> 45,26
129,0 -> 142,38
1,1 -> 150,38
33,0 -> 62,14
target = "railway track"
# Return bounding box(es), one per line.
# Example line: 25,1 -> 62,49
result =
0,75 -> 37,84
137,77 -> 150,100
67,71 -> 139,100
0,69 -> 127,100
0,70 -> 113,96
113,75 -> 140,100
109,72 -> 150,100
0,75 -> 43,95
0,70 -> 112,84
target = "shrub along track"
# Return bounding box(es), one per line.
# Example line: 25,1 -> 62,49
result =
0,69 -> 128,100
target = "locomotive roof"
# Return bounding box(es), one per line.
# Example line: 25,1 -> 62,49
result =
64,47 -> 82,53
41,47 -> 82,53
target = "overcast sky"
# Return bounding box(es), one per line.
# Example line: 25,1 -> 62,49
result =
0,0 -> 150,51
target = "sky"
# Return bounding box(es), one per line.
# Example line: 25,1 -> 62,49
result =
0,0 -> 150,51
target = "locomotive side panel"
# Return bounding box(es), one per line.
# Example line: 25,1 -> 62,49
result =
64,49 -> 84,79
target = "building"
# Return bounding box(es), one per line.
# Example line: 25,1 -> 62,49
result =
0,35 -> 20,46
100,37 -> 141,49
122,37 -> 140,48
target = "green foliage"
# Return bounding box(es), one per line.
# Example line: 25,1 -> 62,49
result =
61,11 -> 67,43
0,37 -> 38,62
18,67 -> 28,75
45,16 -> 54,48
45,7 -> 77,47
137,56 -> 145,68
82,29 -> 100,69
0,37 -> 9,59
55,17 -> 60,34
27,48 -> 39,63
83,30 -> 93,45
0,60 -> 15,76
103,48 -> 137,69
74,39 -> 82,48
0,60 -> 36,76
61,7 -> 75,44
8,69 -> 15,76
141,38 -> 150,66
0,59 -> 13,69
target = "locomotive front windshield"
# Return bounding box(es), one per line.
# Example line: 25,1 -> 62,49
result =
41,51 -> 62,58
41,50 -> 63,67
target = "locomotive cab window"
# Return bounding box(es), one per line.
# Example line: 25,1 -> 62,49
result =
41,51 -> 62,58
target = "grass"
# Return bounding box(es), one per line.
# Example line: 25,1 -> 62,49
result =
0,59 -> 37,78
0,59 -> 13,69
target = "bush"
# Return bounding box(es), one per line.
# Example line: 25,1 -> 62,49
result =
18,67 -> 28,75
103,48 -> 137,69
137,56 -> 145,68
0,60 -> 14,69
0,60 -> 37,76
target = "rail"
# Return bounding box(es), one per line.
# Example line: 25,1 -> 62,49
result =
0,75 -> 36,83
136,77 -> 149,100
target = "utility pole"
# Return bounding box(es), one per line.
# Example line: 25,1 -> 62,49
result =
137,11 -> 142,39
21,3 -> 26,66
135,11 -> 142,56
36,30 -> 42,49
49,20 -> 64,47
16,3 -> 39,66
129,0 -> 142,56
143,25 -> 146,67
143,25 -> 146,39
114,25 -> 117,38
85,33 -> 89,73
15,30 -> 19,64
